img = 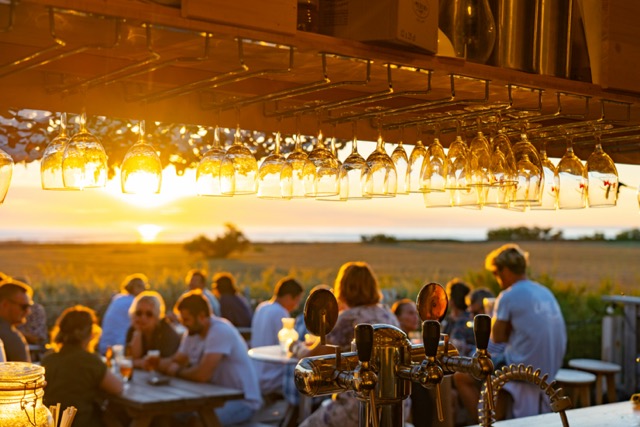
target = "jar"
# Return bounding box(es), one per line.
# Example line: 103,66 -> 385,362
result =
0,362 -> 53,426
277,318 -> 299,353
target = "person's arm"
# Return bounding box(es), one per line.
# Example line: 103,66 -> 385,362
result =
100,370 -> 124,395
163,351 -> 222,383
491,319 -> 512,343
156,351 -> 189,372
128,329 -> 145,368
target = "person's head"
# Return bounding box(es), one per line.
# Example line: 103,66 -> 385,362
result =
129,290 -> 165,333
274,277 -> 304,313
0,279 -> 33,325
334,261 -> 381,309
485,244 -> 528,289
467,288 -> 495,316
445,279 -> 470,313
51,305 -> 100,352
186,269 -> 207,291
212,272 -> 238,297
391,298 -> 420,333
174,290 -> 211,336
121,273 -> 149,296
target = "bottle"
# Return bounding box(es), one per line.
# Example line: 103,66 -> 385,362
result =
278,318 -> 299,353
0,362 -> 53,426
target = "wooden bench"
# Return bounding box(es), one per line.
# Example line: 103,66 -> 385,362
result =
568,359 -> 621,405
554,368 -> 596,408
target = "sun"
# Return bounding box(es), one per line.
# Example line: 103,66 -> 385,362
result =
137,224 -> 163,243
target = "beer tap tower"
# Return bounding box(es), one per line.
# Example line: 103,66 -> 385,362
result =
294,282 -> 497,427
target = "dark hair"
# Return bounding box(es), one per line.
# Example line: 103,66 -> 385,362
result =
334,262 -> 381,307
391,298 -> 414,317
185,269 -> 207,287
175,289 -> 211,318
274,277 -> 304,298
469,288 -> 494,307
446,279 -> 470,311
0,280 -> 33,301
52,305 -> 97,348
212,272 -> 238,296
121,273 -> 149,294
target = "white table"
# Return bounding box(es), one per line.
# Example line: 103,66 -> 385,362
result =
248,345 -> 297,364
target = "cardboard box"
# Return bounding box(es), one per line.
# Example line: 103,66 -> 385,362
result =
181,0 -> 297,35
321,0 -> 438,53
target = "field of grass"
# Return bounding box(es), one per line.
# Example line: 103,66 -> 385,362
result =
1,240 -> 638,362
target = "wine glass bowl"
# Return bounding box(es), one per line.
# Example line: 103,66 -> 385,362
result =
306,131 -> 340,198
62,112 -> 108,190
196,126 -> 229,197
390,139 -> 409,195
41,112 -> 74,190
121,120 -> 162,195
530,141 -> 558,210
556,138 -> 587,209
511,130 -> 543,205
339,136 -> 372,200
257,131 -> 292,199
221,126 -> 258,195
365,135 -> 397,198
586,140 -> 618,207
0,146 -> 13,204
407,137 -> 427,193
419,136 -> 447,192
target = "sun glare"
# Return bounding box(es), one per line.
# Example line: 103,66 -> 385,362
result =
137,224 -> 163,243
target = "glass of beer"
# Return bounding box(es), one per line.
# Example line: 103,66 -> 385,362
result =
120,358 -> 133,381
146,349 -> 161,373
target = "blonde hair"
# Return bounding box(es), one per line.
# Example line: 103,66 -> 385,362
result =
129,290 -> 166,319
485,243 -> 529,275
334,261 -> 381,307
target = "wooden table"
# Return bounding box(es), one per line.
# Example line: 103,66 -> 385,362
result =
487,401 -> 640,427
106,369 -> 244,427
568,358 -> 621,405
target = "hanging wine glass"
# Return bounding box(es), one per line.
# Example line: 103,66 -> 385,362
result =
365,133 -> 397,198
221,125 -> 258,195
339,124 -> 372,200
390,129 -> 409,195
121,120 -> 162,194
444,124 -> 471,190
468,119 -> 492,188
196,126 -> 230,197
511,124 -> 543,206
305,129 -> 340,198
41,113 -> 75,190
420,132 -> 447,192
556,134 -> 587,209
530,138 -> 558,210
62,112 -> 108,190
439,0 -> 496,64
317,127 -> 345,202
586,132 -> 618,207
484,145 -> 513,208
407,127 -> 428,193
283,132 -> 313,198
257,131 -> 292,199
0,146 -> 13,204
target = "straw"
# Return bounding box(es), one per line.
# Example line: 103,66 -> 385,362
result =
59,406 -> 77,427
49,403 -> 60,427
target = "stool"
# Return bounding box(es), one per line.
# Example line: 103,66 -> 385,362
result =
568,358 -> 621,405
555,368 -> 596,408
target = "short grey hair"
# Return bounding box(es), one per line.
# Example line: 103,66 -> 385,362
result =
129,290 -> 165,319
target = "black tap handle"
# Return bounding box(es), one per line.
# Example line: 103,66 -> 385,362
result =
422,320 -> 440,358
474,314 -> 491,351
355,323 -> 374,363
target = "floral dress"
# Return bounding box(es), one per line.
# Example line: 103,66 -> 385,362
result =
300,304 -> 400,427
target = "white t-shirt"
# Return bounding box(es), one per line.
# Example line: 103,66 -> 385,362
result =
250,300 -> 289,395
178,316 -> 262,410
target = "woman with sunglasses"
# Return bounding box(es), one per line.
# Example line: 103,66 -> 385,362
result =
126,290 -> 181,368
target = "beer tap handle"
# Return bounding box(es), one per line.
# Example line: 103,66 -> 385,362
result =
355,323 -> 374,364
474,314 -> 494,410
355,324 -> 378,427
422,320 -> 444,422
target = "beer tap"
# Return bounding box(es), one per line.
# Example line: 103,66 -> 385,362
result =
354,324 -> 378,427
422,319 -> 445,421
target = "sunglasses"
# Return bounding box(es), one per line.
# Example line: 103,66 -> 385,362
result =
134,310 -> 155,318
9,300 -> 33,311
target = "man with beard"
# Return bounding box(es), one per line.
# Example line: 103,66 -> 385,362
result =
156,290 -> 262,425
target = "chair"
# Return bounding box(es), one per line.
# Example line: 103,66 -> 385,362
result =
568,359 -> 621,405
555,368 -> 596,408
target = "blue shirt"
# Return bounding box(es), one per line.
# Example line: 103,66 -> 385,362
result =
98,293 -> 134,355
250,300 -> 290,394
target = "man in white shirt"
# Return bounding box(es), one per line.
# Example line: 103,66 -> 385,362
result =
250,277 -> 304,397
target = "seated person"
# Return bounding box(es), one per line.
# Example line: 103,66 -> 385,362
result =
0,278 -> 34,362
42,305 -> 123,427
126,290 -> 181,368
157,290 -> 262,425
212,272 -> 253,328
443,279 -> 475,357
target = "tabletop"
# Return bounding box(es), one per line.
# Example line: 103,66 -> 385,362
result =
106,369 -> 244,427
488,401 -> 640,427
248,345 -> 297,364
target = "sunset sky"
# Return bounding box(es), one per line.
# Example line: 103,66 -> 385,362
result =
1,142 -> 639,243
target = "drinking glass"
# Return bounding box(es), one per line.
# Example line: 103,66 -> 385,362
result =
445,133 -> 471,190
284,133 -> 313,198
390,136 -> 409,195
145,349 -> 161,379
119,357 -> 133,389
339,136 -> 372,200
365,134 -> 397,197
586,136 -> 618,207
530,141 -> 558,210
41,112 -> 74,190
0,146 -> 13,204
556,137 -> 587,209
511,128 -> 543,206
62,112 -> 108,189
407,134 -> 428,193
439,0 -> 496,64
121,120 -> 162,194
468,127 -> 492,188
221,125 -> 258,195
305,130 -> 340,198
196,126 -> 230,197
419,135 -> 447,192
484,145 -> 514,208
258,131 -> 292,199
